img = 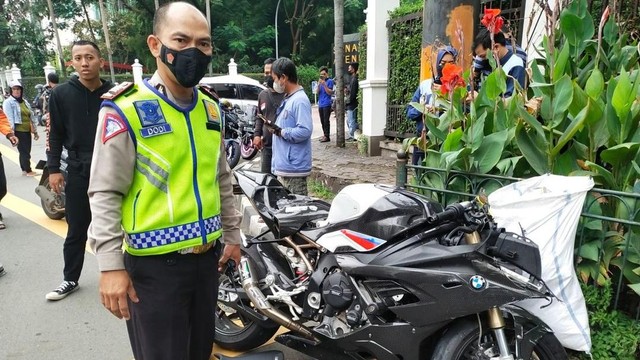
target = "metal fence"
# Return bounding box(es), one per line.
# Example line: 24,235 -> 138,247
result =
395,153 -> 640,320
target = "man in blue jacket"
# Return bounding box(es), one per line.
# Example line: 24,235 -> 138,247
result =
269,57 -> 313,195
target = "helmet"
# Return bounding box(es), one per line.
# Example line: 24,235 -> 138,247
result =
9,80 -> 22,89
35,84 -> 44,90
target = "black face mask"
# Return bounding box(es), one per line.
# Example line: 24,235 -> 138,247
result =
265,77 -> 274,89
160,44 -> 211,88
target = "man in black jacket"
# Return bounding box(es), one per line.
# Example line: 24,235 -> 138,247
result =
345,62 -> 359,142
45,40 -> 113,301
253,57 -> 284,174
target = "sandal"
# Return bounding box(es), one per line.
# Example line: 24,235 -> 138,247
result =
0,220 -> 5,230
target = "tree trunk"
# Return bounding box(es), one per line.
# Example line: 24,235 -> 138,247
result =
80,0 -> 97,43
98,0 -> 116,84
333,0 -> 345,147
46,0 -> 67,77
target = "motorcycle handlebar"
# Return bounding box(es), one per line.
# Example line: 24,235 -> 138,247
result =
427,201 -> 473,225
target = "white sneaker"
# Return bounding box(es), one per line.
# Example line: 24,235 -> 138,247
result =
45,281 -> 79,301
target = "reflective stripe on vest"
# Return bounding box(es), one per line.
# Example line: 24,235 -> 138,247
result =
110,81 -> 223,255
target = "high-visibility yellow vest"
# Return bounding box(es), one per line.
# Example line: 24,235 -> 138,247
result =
108,81 -> 224,255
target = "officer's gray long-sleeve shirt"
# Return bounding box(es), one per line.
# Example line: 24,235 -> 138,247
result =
87,73 -> 242,272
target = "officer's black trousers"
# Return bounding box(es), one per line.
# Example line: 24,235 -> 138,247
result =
125,242 -> 221,360
63,157 -> 92,283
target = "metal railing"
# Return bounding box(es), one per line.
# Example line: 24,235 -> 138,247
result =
396,152 -> 640,319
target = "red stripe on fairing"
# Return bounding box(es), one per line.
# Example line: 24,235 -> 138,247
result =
341,229 -> 376,250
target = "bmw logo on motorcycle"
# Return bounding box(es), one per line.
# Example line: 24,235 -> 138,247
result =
470,275 -> 487,290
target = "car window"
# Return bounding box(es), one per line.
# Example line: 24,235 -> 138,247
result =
238,84 -> 262,101
209,83 -> 237,99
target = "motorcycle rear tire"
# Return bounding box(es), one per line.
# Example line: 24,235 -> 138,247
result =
215,255 -> 279,351
431,318 -> 567,360
226,141 -> 241,169
240,137 -> 259,161
40,177 -> 65,220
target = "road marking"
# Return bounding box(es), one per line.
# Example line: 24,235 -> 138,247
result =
0,143 -> 42,180
2,193 -> 67,238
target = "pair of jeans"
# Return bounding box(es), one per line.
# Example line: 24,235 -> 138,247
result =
346,109 -> 358,138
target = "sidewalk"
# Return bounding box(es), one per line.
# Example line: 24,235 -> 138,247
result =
308,105 -> 397,193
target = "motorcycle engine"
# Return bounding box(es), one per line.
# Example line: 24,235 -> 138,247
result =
321,271 -> 354,313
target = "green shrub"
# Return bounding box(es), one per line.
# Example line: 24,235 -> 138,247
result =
578,281 -> 640,360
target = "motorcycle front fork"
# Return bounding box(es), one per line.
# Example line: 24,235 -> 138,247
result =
487,307 -> 515,360
466,232 -> 516,360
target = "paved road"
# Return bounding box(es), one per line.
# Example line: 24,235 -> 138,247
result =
0,130 -> 317,359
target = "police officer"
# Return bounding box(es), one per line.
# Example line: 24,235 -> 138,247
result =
87,3 -> 241,360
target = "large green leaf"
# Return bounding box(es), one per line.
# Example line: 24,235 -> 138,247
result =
553,42 -> 571,81
551,103 -> 590,157
515,122 -> 549,175
473,129 -> 509,174
553,75 -> 574,119
605,76 -> 622,142
442,127 -> 463,152
600,143 -> 640,167
442,148 -> 471,172
585,68 -> 605,100
496,156 -> 522,177
483,69 -> 507,101
424,114 -> 447,142
518,105 -> 545,137
611,68 -> 634,124
559,12 -> 585,47
468,112 -> 486,153
579,241 -> 601,262
585,161 -> 616,188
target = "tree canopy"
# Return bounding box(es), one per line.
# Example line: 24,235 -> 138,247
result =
1,0 -> 367,76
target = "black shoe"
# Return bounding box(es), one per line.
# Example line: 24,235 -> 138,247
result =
0,264 -> 6,277
319,137 -> 330,143
45,281 -> 79,301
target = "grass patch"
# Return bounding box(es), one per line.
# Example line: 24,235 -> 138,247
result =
309,180 -> 336,201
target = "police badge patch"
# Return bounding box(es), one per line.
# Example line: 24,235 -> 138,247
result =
102,113 -> 127,144
133,99 -> 173,138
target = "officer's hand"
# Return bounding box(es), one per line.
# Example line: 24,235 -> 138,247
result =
99,270 -> 139,320
218,244 -> 242,272
252,136 -> 263,150
49,173 -> 65,194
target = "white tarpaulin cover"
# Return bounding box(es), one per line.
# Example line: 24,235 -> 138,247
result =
488,174 -> 593,353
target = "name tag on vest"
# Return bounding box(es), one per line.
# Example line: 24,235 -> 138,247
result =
140,123 -> 173,138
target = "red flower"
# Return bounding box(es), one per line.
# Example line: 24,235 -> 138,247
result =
440,63 -> 465,95
481,8 -> 504,34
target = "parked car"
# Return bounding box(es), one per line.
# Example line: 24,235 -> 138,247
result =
199,74 -> 265,110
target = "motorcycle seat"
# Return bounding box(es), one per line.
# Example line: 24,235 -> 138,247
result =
214,351 -> 284,360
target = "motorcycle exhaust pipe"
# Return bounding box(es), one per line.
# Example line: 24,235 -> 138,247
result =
238,256 -> 319,343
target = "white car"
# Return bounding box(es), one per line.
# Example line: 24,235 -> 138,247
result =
199,74 -> 266,110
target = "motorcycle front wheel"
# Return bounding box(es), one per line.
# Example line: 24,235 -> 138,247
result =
431,319 -> 567,360
240,136 -> 259,160
225,140 -> 241,169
